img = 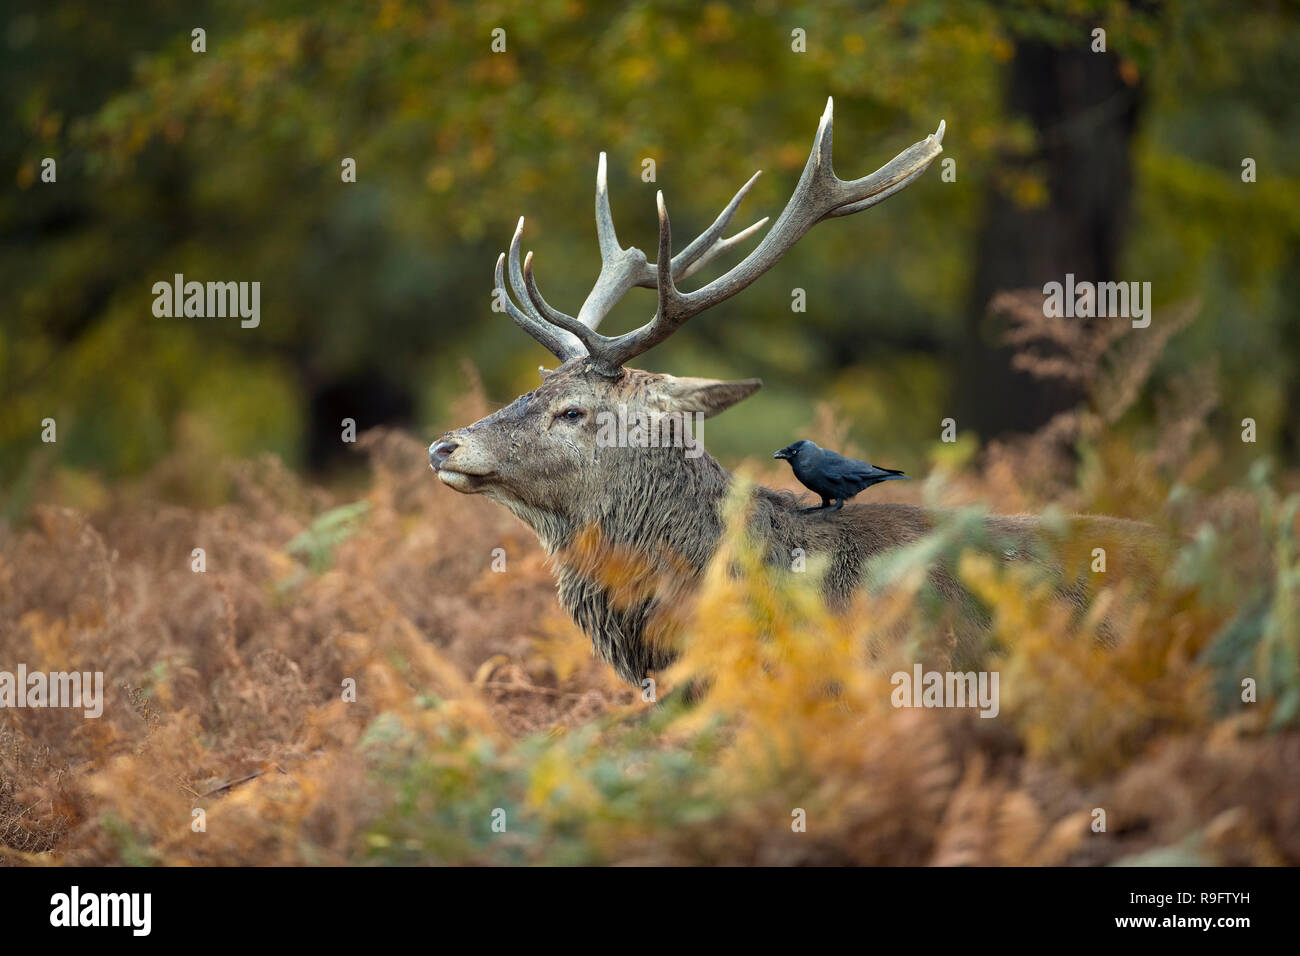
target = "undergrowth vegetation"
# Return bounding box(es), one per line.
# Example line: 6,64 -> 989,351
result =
1,309 -> 1297,865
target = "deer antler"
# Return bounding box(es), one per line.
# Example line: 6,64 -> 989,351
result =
496,96 -> 945,375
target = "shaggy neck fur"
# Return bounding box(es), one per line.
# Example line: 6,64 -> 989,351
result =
501,443 -> 953,684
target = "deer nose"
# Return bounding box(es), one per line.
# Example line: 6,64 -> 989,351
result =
429,440 -> 458,470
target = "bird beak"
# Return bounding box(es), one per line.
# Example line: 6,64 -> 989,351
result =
772,451 -> 783,459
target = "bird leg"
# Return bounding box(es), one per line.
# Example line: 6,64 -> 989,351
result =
829,498 -> 845,512
799,497 -> 835,514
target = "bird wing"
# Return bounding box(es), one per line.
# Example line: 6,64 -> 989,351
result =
817,449 -> 907,493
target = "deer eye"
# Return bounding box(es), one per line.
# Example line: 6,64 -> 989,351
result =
555,407 -> 585,423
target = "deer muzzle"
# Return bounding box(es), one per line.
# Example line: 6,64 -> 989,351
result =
429,435 -> 497,493
428,439 -> 458,470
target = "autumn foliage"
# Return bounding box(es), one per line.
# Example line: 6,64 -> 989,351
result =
1,315 -> 1298,866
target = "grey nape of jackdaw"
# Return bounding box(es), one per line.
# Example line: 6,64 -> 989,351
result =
773,439 -> 908,513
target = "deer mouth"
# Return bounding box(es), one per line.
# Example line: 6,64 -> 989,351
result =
435,466 -> 494,492
429,438 -> 495,492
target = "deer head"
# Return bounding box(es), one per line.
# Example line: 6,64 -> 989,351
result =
430,98 -> 944,553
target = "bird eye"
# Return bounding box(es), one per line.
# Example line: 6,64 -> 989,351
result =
556,407 -> 585,423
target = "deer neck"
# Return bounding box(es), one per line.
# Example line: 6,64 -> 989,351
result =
544,447 -> 732,570
506,448 -> 729,683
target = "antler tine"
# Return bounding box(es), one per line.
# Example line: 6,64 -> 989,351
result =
675,213 -> 769,282
522,251 -> 611,357
825,118 -> 946,218
636,169 -> 768,287
577,154 -> 769,328
588,97 -> 944,372
653,191 -> 687,330
594,152 -> 621,261
506,219 -> 546,327
573,152 -> 654,332
494,248 -> 584,362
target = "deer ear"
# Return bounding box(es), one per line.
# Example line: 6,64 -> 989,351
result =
656,376 -> 762,419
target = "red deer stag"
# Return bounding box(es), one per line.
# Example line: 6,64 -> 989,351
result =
430,99 -> 1147,685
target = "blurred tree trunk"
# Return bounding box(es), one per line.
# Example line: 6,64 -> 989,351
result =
959,39 -> 1144,438
1279,244 -> 1300,463
306,370 -> 413,472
